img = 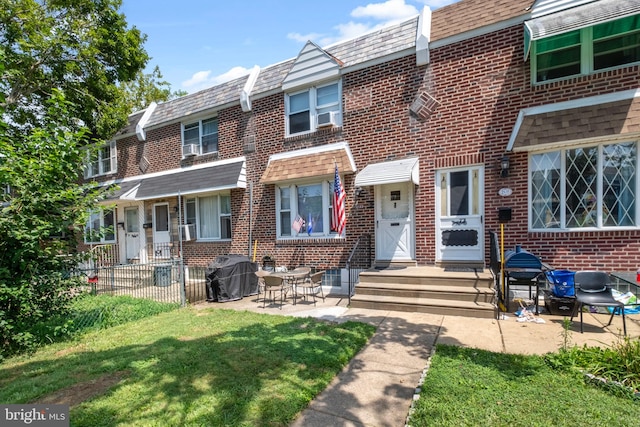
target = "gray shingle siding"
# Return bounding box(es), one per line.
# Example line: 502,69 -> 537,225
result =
139,15 -> 419,130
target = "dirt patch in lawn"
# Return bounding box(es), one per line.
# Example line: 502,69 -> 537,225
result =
33,370 -> 130,407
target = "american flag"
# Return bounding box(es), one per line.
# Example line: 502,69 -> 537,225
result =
292,214 -> 304,233
332,163 -> 346,235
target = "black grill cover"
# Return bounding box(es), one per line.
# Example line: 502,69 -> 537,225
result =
205,255 -> 259,302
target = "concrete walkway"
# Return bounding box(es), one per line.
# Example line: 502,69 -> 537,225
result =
197,295 -> 639,427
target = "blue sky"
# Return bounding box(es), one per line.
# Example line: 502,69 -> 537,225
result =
120,0 -> 459,94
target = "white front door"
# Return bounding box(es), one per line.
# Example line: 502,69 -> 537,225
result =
436,166 -> 484,263
124,206 -> 141,261
153,203 -> 171,258
375,182 -> 414,261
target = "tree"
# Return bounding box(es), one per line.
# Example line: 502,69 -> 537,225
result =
120,65 -> 187,113
0,0 -> 149,139
0,0 -> 149,357
0,90 -> 108,357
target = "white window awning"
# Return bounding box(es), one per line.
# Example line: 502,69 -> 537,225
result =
523,0 -> 640,59
354,157 -> 419,187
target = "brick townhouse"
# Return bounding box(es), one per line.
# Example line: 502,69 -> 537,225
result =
83,0 -> 640,295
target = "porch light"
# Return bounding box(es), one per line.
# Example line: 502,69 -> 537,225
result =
500,155 -> 510,178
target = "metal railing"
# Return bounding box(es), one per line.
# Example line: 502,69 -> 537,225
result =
73,260 -> 210,307
346,234 -> 372,304
85,242 -> 178,267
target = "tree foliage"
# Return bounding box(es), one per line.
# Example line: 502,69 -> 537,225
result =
0,90 -> 110,357
121,65 -> 187,113
0,0 -> 149,139
0,0 -> 149,357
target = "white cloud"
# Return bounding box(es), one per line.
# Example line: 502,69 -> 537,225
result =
351,0 -> 419,21
286,0 -> 442,48
181,66 -> 252,93
287,31 -> 324,44
182,0 -> 461,94
416,0 -> 459,9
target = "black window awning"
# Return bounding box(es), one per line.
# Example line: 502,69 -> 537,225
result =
99,159 -> 246,201
102,179 -> 142,201
135,159 -> 246,199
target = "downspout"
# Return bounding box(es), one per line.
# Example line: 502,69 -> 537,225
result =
178,191 -> 186,306
248,181 -> 253,259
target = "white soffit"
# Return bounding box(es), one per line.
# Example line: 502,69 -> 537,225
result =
135,102 -> 157,141
415,6 -> 431,66
240,65 -> 260,112
355,157 -> 420,187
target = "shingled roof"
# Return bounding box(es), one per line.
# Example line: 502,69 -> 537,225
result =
136,0 -> 534,133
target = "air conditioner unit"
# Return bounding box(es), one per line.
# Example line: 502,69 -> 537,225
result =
180,224 -> 196,241
317,111 -> 338,128
182,144 -> 199,157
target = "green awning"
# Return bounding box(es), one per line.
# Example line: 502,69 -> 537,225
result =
524,0 -> 640,59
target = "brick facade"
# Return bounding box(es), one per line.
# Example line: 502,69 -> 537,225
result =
89,4 -> 640,273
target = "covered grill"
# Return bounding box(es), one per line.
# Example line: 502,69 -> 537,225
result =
205,255 -> 259,302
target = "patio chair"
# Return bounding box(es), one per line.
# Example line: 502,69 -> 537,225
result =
255,269 -> 271,295
296,270 -> 325,306
261,275 -> 292,309
571,271 -> 626,336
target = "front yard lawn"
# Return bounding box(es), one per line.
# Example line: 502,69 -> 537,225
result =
0,307 -> 375,426
410,344 -> 638,426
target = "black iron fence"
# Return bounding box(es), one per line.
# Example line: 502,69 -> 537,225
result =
73,261 -> 210,306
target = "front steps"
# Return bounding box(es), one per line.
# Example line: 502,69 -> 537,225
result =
350,266 -> 497,319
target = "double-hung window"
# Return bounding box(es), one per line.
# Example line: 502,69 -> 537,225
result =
85,208 -> 116,243
84,141 -> 117,178
185,193 -> 231,240
529,141 -> 637,230
182,117 -> 219,156
285,81 -> 341,136
277,181 -> 340,238
532,14 -> 640,83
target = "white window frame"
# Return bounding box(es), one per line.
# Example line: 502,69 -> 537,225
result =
85,208 -> 116,244
184,193 -> 231,241
181,117 -> 219,157
84,140 -> 117,178
528,140 -> 639,231
276,179 -> 341,239
531,15 -> 640,84
285,81 -> 342,137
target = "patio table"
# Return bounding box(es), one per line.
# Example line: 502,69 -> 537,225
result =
608,272 -> 640,308
276,270 -> 310,303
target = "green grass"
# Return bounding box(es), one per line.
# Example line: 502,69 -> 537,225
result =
0,306 -> 375,426
410,344 -> 638,427
20,294 -> 180,355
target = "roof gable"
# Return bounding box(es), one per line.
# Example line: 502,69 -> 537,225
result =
282,41 -> 342,91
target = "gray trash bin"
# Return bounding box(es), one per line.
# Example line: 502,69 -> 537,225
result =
154,264 -> 172,287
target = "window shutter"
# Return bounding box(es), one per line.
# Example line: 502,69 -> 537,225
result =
109,140 -> 117,173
